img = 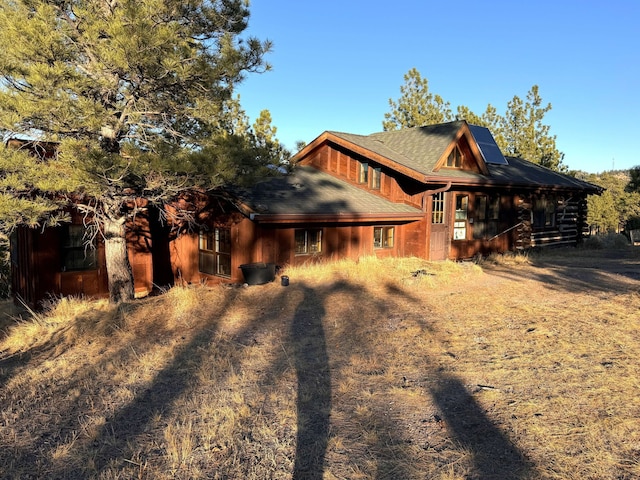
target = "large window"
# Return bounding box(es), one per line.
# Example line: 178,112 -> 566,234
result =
473,195 -> 501,239
533,195 -> 556,227
453,195 -> 468,240
357,161 -> 368,184
295,229 -> 322,255
373,226 -> 394,249
432,192 -> 445,224
199,228 -> 231,277
61,224 -> 96,271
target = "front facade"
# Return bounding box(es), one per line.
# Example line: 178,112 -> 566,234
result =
10,121 -> 602,306
174,121 -> 601,286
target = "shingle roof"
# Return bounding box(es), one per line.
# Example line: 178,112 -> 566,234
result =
235,166 -> 423,216
328,121 -> 602,193
329,121 -> 463,174
488,157 -> 602,191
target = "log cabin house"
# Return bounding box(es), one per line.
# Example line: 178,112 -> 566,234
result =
8,121 -> 603,306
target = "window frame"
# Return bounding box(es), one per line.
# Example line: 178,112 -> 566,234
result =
295,228 -> 323,255
199,227 -> 232,277
533,195 -> 556,228
446,146 -> 463,168
453,195 -> 469,240
432,191 -> 445,224
472,194 -> 501,240
357,161 -> 369,184
371,167 -> 381,190
373,226 -> 395,249
61,224 -> 97,272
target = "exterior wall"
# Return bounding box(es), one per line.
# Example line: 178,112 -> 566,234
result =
515,193 -> 589,249
11,212 -> 155,307
11,225 -> 110,307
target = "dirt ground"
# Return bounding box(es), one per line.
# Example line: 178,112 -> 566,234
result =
1,247 -> 639,479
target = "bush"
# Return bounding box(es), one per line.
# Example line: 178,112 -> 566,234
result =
582,233 -> 630,250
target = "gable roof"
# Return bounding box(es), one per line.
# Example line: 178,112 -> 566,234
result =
295,121 -> 603,194
234,165 -> 423,224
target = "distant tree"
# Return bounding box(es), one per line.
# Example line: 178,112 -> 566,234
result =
385,70 -> 565,171
383,68 -> 453,130
500,86 -> 565,171
0,0 -> 274,303
582,170 -> 640,232
626,166 -> 640,193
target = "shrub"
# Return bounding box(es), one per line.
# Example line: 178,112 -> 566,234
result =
582,233 -> 630,250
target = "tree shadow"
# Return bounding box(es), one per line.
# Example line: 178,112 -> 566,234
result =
430,374 -> 532,479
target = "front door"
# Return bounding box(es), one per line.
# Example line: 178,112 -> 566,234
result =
429,191 -> 450,260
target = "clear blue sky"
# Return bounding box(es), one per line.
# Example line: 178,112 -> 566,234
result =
236,0 -> 640,174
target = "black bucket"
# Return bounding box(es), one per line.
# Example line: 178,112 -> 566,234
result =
239,263 -> 276,285
281,275 -> 289,286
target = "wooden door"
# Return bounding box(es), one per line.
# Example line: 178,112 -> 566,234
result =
429,192 -> 450,260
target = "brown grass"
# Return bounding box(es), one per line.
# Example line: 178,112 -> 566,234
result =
1,248 -> 639,479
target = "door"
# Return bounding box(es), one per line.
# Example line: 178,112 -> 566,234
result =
429,191 -> 450,260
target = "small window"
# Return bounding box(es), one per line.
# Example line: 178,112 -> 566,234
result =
295,229 -> 322,255
446,146 -> 463,168
371,167 -> 381,190
358,161 -> 368,184
373,226 -> 394,249
453,195 -> 468,240
432,192 -> 445,224
199,228 -> 231,277
61,224 -> 96,271
534,196 -> 556,227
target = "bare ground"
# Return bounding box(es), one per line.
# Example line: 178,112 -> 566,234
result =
0,247 -> 639,479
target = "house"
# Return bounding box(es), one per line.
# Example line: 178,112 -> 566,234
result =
169,121 -> 603,287
8,121 -> 603,306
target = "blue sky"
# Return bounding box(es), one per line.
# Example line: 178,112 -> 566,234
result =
236,0 -> 639,174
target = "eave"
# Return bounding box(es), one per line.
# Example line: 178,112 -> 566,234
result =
249,212 -> 425,225
294,132 -> 430,183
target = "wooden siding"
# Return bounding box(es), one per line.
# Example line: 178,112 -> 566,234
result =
515,195 -> 589,250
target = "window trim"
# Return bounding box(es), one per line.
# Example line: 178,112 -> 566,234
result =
432,191 -> 445,224
453,195 -> 468,240
199,227 -> 232,277
61,224 -> 97,272
371,167 -> 381,190
446,146 -> 463,168
357,161 -> 369,184
533,195 -> 556,228
295,228 -> 323,255
373,226 -> 395,249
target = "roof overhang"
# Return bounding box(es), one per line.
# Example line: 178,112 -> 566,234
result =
249,212 -> 424,225
293,131 -> 429,183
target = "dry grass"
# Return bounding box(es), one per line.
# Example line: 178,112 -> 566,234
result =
1,248 -> 639,479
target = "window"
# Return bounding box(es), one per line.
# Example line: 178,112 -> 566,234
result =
432,192 -> 445,224
61,224 -> 96,271
371,167 -> 381,190
373,226 -> 394,249
358,161 -> 368,184
453,195 -> 468,240
473,194 -> 501,239
446,146 -> 463,168
534,195 -> 556,227
199,228 -> 231,277
295,229 -> 322,255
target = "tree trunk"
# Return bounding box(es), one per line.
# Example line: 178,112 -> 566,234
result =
103,214 -> 135,303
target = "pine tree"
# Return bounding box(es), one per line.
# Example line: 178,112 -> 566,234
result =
385,70 -> 565,171
0,0 -> 273,303
383,68 -> 453,130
